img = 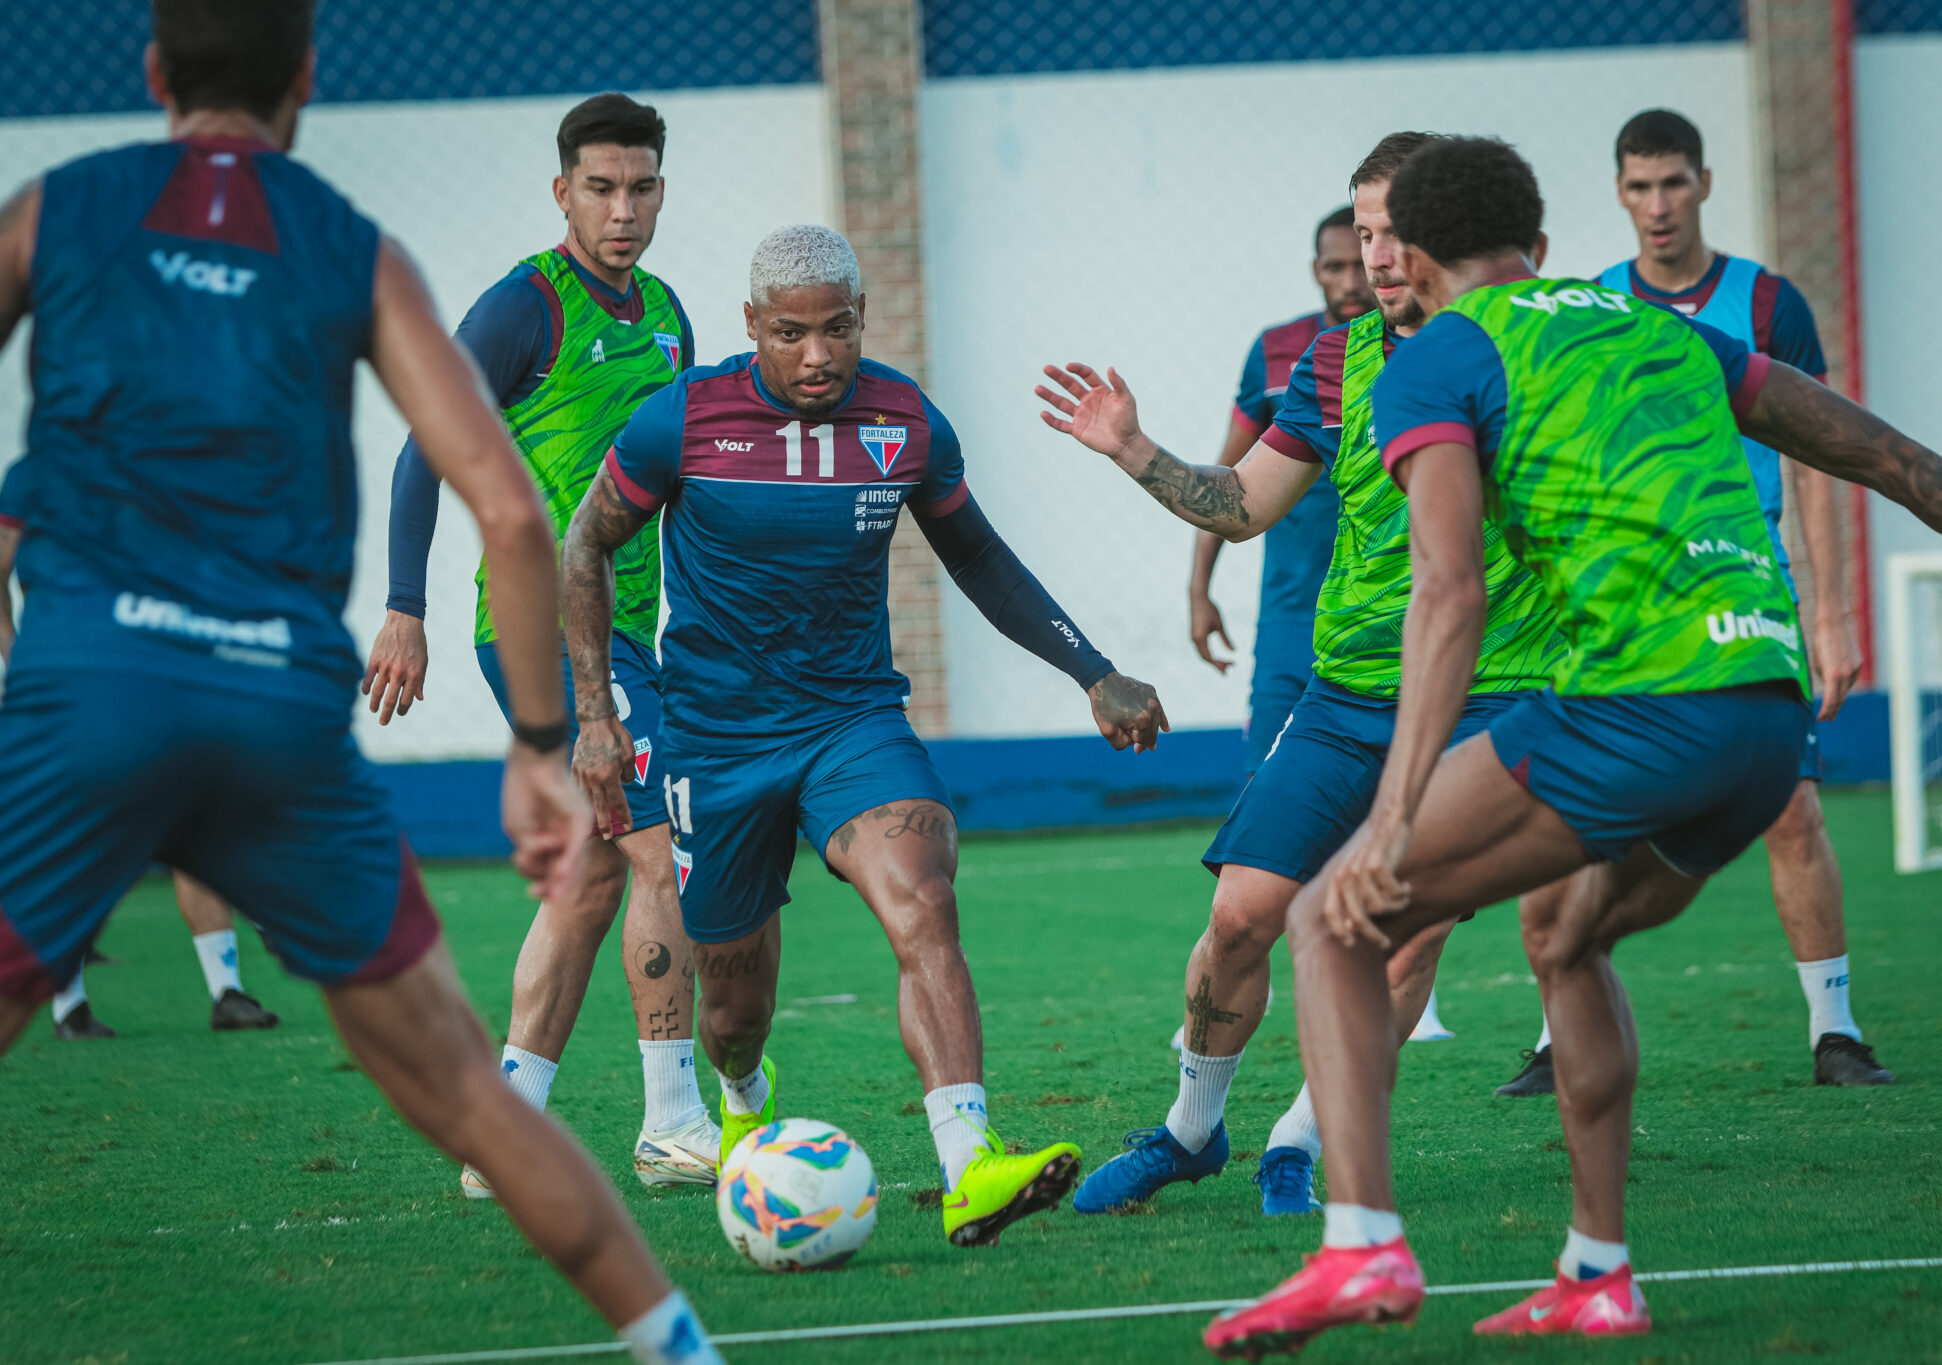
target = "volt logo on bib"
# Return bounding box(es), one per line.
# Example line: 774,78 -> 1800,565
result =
150,250 -> 257,297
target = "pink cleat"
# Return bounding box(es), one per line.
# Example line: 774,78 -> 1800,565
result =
1473,1264 -> 1650,1336
1203,1237 -> 1426,1359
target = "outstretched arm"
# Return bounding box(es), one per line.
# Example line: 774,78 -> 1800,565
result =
1741,362 -> 1942,533
1320,444 -> 1486,949
1036,363 -> 1320,540
367,237 -> 583,901
561,466 -> 651,836
916,492 -> 1168,751
1789,458 -> 1862,719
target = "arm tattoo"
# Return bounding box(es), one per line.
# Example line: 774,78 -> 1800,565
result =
1133,444 -> 1250,535
562,470 -> 649,721
1747,365 -> 1942,533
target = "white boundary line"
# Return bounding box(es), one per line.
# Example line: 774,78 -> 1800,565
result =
297,1256 -> 1942,1365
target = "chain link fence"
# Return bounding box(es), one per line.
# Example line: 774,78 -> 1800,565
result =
2,0 -> 1936,767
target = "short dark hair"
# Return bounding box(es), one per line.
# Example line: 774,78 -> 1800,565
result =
1615,109 -> 1704,173
1349,131 -> 1444,195
151,0 -> 314,121
557,93 -> 668,173
1387,136 -> 1544,266
1312,205 -> 1354,256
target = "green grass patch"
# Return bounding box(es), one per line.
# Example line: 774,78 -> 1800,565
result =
1,789 -> 1937,1364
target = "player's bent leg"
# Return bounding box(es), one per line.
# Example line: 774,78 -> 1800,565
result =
507,835 -> 630,1065
1078,864 -> 1295,1214
693,916 -> 783,1168
1289,732 -> 1588,1216
1763,780 -> 1893,1084
324,939 -> 705,1346
617,825 -> 718,1186
173,871 -> 278,1031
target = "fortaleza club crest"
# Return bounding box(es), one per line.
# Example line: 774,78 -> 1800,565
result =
672,846 -> 694,896
633,736 -> 653,785
858,425 -> 908,476
654,331 -> 681,370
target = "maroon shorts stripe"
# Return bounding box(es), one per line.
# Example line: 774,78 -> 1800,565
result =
0,901 -> 57,1003
343,840 -> 443,986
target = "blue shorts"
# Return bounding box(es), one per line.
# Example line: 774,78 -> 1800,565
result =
1488,682 -> 1811,875
1243,614 -> 1316,777
1799,713 -> 1822,782
1206,679 -> 1528,884
0,667 -> 438,1002
477,629 -> 669,831
661,707 -> 952,943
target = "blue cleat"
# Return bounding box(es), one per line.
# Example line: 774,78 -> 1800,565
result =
1072,1123 -> 1228,1213
1254,1144 -> 1322,1215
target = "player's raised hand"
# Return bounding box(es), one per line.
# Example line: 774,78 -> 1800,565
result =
1037,363 -> 1144,461
1088,671 -> 1170,753
363,609 -> 429,725
1318,815 -> 1413,950
1810,605 -> 1864,720
571,716 -> 636,840
502,741 -> 591,902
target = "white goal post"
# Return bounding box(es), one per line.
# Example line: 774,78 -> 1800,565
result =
1885,551 -> 1942,874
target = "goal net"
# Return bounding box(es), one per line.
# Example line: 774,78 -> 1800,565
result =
1885,552 -> 1942,873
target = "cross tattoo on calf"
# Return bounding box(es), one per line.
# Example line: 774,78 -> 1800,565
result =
1185,974 -> 1241,1055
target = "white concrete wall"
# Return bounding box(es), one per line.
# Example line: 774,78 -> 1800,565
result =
0,85 -> 835,758
920,44 -> 1764,736
1855,34 -> 1942,674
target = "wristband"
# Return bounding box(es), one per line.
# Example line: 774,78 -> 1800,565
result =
511,719 -> 569,754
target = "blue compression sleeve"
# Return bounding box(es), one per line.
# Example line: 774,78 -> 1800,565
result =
917,491 -> 1114,690
383,269 -> 554,618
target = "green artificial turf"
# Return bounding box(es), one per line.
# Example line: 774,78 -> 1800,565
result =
2,788 -> 1937,1364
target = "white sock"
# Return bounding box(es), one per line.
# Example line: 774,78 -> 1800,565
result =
640,1040 -> 706,1131
1267,1084 -> 1322,1158
1163,1046 -> 1243,1154
925,1082 -> 992,1190
717,1059 -> 770,1117
1322,1202 -> 1404,1249
1559,1226 -> 1629,1280
620,1290 -> 724,1365
500,1045 -> 558,1112
192,929 -> 243,1001
52,969 -> 87,1024
1535,1014 -> 1552,1052
1795,954 -> 1861,1047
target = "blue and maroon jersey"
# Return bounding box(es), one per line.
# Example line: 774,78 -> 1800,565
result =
10,137 -> 378,705
605,353 -> 965,748
1233,311 -> 1340,627
1597,254 -> 1825,575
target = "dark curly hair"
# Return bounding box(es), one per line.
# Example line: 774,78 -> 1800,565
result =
1386,136 -> 1544,266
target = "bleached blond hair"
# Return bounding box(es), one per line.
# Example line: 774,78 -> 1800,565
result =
748,224 -> 861,307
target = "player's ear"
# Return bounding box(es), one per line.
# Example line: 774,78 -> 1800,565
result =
552,175 -> 571,215
744,300 -> 758,342
1696,166 -> 1712,204
143,43 -> 171,112
289,48 -> 316,110
854,291 -> 866,331
1530,231 -> 1549,272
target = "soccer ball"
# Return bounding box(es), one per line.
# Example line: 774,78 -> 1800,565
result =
716,1118 -> 878,1271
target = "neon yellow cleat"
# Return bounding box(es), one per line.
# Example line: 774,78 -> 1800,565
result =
942,1132 -> 1082,1247
717,1055 -> 777,1173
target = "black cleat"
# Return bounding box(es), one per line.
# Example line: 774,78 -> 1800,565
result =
1495,1045 -> 1555,1097
211,989 -> 279,1031
1814,1033 -> 1894,1086
53,1002 -> 116,1040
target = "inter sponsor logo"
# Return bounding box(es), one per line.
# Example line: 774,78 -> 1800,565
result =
149,249 -> 257,297
113,592 -> 292,657
858,425 -> 908,475
852,485 -> 903,535
1704,607 -> 1800,651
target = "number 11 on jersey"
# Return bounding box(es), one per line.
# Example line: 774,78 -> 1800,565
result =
778,420 -> 835,477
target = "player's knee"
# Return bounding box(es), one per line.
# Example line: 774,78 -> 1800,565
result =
1765,782 -> 1826,857
1207,884 -> 1287,960
882,874 -> 960,956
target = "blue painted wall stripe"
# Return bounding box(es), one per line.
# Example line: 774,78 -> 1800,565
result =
376,694 -> 1897,860
1858,0 -> 1942,35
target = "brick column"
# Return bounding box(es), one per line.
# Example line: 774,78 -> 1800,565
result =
1747,0 -> 1872,677
820,0 -> 950,734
